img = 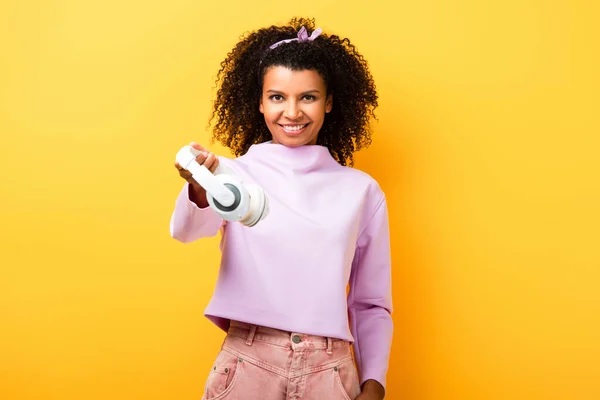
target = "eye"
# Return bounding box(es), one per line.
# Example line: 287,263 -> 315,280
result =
303,95 -> 316,101
269,94 -> 284,101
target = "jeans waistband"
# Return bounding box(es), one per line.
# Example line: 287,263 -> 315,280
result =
227,320 -> 348,354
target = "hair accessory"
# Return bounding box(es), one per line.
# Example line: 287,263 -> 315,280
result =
269,26 -> 323,49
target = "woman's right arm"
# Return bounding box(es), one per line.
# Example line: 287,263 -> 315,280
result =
169,183 -> 224,242
169,143 -> 224,242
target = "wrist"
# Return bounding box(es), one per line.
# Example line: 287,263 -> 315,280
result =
188,182 -> 209,208
361,379 -> 385,399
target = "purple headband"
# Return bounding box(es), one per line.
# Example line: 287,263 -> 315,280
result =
269,26 -> 323,49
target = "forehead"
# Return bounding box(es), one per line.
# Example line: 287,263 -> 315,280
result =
262,66 -> 325,92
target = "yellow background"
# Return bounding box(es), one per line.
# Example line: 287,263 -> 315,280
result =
1,1 -> 599,399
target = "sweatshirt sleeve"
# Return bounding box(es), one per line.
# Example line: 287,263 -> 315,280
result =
169,183 -> 224,242
348,194 -> 393,391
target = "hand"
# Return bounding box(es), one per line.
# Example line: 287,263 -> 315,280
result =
174,142 -> 220,208
355,379 -> 385,400
174,142 -> 220,184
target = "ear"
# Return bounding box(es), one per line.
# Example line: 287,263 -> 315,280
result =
259,96 -> 264,114
325,94 -> 333,113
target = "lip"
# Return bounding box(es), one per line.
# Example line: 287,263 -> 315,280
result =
278,123 -> 310,135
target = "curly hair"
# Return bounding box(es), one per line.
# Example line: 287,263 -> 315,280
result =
208,17 -> 378,166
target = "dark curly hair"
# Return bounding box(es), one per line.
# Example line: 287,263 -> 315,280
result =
208,17 -> 378,166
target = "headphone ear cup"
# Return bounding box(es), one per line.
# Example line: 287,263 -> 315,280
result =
241,184 -> 269,227
207,174 -> 249,219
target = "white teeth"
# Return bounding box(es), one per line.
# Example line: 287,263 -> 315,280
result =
282,124 -> 307,131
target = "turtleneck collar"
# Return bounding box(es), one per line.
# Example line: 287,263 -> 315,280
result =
242,141 -> 340,172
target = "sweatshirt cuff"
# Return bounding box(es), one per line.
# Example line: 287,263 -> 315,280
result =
170,183 -> 223,241
360,369 -> 387,392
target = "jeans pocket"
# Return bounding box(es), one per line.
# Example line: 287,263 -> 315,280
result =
202,349 -> 242,400
333,359 -> 362,400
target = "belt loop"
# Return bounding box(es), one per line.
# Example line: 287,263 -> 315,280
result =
326,337 -> 333,355
246,325 -> 257,346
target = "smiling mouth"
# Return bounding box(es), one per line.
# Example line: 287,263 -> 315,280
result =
279,123 -> 310,133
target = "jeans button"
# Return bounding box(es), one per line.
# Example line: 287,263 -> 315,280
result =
292,334 -> 301,344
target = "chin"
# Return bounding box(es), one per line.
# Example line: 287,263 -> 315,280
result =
273,135 -> 318,147
279,140 -> 305,147
280,140 -> 311,147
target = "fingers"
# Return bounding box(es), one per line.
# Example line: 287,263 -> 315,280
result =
175,149 -> 219,183
203,152 -> 220,173
190,142 -> 206,151
193,151 -> 219,173
210,156 -> 220,174
194,151 -> 209,166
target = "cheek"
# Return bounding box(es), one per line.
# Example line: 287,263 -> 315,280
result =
264,110 -> 278,122
264,107 -> 282,122
310,106 -> 327,121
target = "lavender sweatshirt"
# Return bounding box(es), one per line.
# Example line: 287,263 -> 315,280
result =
170,142 -> 393,389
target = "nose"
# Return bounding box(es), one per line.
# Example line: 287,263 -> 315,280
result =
283,100 -> 302,120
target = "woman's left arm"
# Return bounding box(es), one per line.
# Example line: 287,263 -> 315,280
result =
348,194 -> 393,399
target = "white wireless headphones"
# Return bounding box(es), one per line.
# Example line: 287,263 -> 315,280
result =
175,145 -> 269,227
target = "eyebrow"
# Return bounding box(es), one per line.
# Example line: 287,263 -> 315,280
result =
266,89 -> 321,95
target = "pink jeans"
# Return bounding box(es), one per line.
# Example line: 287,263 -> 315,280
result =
201,321 -> 362,400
